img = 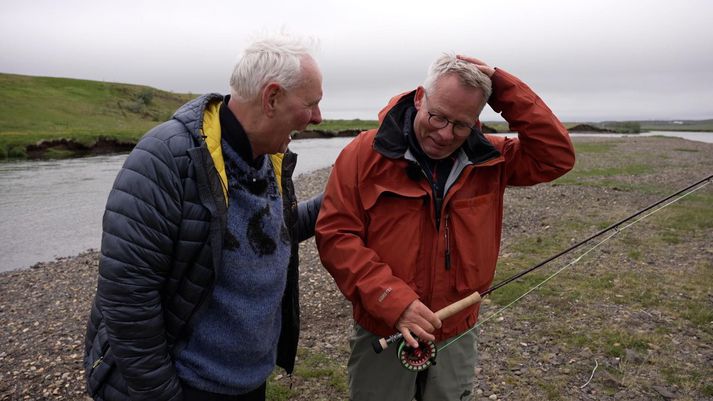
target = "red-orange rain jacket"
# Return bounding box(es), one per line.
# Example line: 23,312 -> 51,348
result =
316,69 -> 575,341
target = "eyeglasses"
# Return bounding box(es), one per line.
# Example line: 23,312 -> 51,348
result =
424,95 -> 476,138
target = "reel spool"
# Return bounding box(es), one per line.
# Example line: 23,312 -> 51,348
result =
373,291 -> 483,370
397,338 -> 437,372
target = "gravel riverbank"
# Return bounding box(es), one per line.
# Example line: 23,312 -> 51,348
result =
1,136 -> 712,400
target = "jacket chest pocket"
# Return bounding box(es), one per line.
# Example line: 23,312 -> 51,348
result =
365,191 -> 428,285
448,193 -> 500,294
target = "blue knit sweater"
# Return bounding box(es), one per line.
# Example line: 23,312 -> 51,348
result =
175,138 -> 290,395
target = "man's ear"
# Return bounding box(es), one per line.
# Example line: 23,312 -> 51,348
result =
414,86 -> 425,110
262,83 -> 282,116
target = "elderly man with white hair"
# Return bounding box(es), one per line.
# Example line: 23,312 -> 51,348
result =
84,34 -> 323,401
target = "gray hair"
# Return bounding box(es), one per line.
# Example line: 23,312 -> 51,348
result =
423,53 -> 492,107
229,35 -> 316,102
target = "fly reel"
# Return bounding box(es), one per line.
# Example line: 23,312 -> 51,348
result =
397,337 -> 437,371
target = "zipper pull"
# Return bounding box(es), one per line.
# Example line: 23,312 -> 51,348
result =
92,355 -> 104,369
444,213 -> 451,270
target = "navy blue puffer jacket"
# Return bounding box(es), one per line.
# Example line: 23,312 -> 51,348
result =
84,94 -> 321,401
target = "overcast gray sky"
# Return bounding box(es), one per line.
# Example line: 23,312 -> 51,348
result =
1,0 -> 712,122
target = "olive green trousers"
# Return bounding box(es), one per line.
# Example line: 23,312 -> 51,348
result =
347,324 -> 478,401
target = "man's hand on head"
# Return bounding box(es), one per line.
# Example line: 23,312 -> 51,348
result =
456,55 -> 495,77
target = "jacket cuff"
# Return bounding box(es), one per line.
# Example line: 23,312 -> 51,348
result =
376,285 -> 420,329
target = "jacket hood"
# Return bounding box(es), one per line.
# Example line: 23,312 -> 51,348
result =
373,90 -> 501,164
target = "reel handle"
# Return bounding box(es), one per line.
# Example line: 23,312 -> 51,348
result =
372,291 -> 482,353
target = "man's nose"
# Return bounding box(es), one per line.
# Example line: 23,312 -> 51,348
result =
310,106 -> 322,125
436,124 -> 456,140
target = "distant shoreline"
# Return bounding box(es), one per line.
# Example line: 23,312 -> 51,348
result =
4,73 -> 712,160
19,129 -> 364,159
5,125 -> 713,161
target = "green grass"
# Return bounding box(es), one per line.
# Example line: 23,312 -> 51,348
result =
682,302 -> 713,327
0,72 -> 195,158
566,164 -> 653,179
567,328 -> 651,358
3,72 -> 710,161
488,271 -> 552,306
478,138 -> 712,399
307,119 -> 378,132
484,119 -> 713,133
294,349 -> 348,393
639,119 -> 713,132
266,348 -> 348,400
703,383 -> 713,397
0,72 -> 384,159
569,119 -> 713,132
266,377 -> 296,401
661,366 -> 703,388
553,140 -> 657,189
481,121 -> 510,132
572,141 -> 620,154
554,165 -> 659,190
538,382 -> 563,400
646,193 -> 713,245
678,261 -> 713,331
653,193 -> 713,231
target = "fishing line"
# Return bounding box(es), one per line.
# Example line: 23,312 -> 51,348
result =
438,176 -> 711,351
372,174 -> 712,370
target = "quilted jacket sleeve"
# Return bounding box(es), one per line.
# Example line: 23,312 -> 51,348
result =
296,193 -> 323,242
96,133 -> 185,401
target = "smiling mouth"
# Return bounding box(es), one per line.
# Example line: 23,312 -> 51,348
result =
429,138 -> 448,147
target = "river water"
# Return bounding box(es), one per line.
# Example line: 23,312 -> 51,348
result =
0,137 -> 354,272
1,132 -> 712,272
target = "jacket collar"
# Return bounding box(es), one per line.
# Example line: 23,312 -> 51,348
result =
173,93 -> 225,143
174,93 -> 294,200
373,90 -> 501,165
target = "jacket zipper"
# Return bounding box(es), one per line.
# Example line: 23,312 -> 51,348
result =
444,212 -> 451,270
91,355 -> 104,370
88,343 -> 112,397
91,343 -> 111,371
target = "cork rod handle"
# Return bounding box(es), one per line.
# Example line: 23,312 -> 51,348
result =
372,290 -> 482,353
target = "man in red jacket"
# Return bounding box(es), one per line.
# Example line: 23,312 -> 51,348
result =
316,54 -> 575,400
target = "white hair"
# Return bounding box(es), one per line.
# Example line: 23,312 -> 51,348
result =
229,34 -> 317,102
423,53 -> 492,105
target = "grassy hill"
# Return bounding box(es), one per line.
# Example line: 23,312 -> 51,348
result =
0,73 -> 195,158
0,72 -> 382,159
2,72 -> 711,159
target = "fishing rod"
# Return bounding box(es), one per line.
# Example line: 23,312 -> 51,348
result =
372,173 -> 713,371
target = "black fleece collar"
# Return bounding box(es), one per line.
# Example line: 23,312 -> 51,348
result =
373,90 -> 501,164
220,95 -> 263,169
